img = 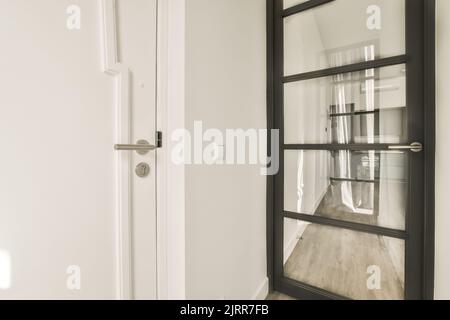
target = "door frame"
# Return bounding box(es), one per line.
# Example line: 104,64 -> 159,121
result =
156,0 -> 187,300
266,0 -> 436,300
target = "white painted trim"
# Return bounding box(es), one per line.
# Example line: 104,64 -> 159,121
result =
156,0 -> 169,300
156,0 -> 186,300
313,185 -> 329,214
252,277 -> 269,300
99,0 -> 133,300
284,233 -> 298,265
284,221 -> 309,265
284,225 -> 299,265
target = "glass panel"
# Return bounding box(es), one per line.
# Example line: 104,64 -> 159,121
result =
284,0 -> 309,9
284,0 -> 405,75
284,150 -> 407,230
283,218 -> 405,300
284,64 -> 406,145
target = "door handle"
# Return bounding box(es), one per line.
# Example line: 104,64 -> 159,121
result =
114,140 -> 157,155
388,142 -> 423,153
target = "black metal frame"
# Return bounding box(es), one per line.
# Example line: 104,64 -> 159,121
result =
266,0 -> 436,300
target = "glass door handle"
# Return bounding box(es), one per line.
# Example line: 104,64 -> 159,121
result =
114,140 -> 157,155
388,142 -> 423,153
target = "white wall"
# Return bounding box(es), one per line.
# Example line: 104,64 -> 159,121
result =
184,0 -> 267,299
435,0 -> 450,300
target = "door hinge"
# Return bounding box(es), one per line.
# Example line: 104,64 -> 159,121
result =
157,131 -> 163,148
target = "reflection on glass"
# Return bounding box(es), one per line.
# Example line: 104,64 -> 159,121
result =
284,0 -> 405,75
284,150 -> 407,230
283,219 -> 405,300
284,0 -> 309,9
284,64 -> 406,145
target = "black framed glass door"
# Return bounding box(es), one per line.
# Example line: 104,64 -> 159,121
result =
269,0 -> 435,300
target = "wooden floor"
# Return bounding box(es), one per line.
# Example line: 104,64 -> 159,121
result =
315,183 -> 379,226
284,224 -> 404,300
266,292 -> 297,300
283,185 -> 405,300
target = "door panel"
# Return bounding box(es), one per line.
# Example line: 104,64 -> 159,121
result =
284,0 -> 309,9
284,0 -> 405,75
116,0 -> 158,300
283,218 -> 405,300
284,150 -> 407,230
284,64 -> 407,145
0,0 -> 157,299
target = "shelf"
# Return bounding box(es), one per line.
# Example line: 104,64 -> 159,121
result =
330,177 -> 407,184
330,177 -> 378,184
329,106 -> 406,118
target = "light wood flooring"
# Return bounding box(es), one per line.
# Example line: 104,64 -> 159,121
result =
283,185 -> 405,300
266,292 -> 297,300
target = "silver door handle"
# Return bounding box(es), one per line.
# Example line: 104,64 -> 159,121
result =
388,142 -> 423,153
114,140 -> 157,155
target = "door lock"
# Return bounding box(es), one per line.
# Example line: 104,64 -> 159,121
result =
135,163 -> 150,178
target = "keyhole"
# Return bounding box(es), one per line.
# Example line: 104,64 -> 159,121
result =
135,163 -> 150,178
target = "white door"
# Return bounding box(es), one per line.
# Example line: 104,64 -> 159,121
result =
0,0 -> 158,299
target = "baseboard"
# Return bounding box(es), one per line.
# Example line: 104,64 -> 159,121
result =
252,277 -> 269,300
313,185 -> 330,213
283,230 -> 300,265
283,221 -> 310,265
